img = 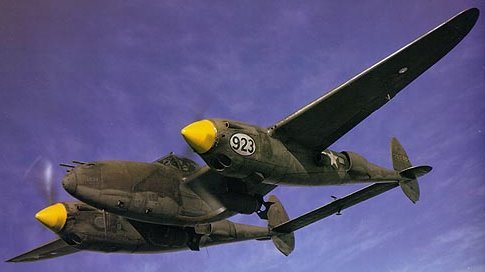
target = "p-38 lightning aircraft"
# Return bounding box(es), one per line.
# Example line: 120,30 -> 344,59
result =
8,8 -> 479,262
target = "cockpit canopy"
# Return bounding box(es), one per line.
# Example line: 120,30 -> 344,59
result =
156,154 -> 199,173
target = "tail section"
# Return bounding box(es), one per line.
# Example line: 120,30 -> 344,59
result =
391,137 -> 412,171
267,195 -> 295,256
391,138 -> 432,203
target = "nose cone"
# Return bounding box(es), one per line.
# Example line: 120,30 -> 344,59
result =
35,203 -> 67,232
181,120 -> 217,153
62,171 -> 77,194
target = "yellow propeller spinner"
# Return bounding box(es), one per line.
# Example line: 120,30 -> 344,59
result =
35,203 -> 67,232
181,120 -> 217,154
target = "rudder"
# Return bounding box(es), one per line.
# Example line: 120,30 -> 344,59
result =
267,195 -> 295,256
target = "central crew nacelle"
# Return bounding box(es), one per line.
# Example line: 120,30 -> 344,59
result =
61,157 -> 235,226
182,119 -> 402,185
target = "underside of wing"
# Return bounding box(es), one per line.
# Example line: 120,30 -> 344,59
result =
269,8 -> 479,151
6,239 -> 79,263
272,182 -> 399,233
184,166 -> 277,211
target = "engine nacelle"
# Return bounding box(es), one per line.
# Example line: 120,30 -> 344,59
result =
57,202 -> 269,254
341,151 -> 372,180
181,119 -> 400,186
56,202 -> 145,252
44,202 -> 198,253
342,151 -> 397,181
186,119 -> 292,180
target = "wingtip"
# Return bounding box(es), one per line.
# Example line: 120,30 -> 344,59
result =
467,7 -> 480,18
5,257 -> 18,263
457,7 -> 479,20
453,7 -> 480,35
5,256 -> 28,263
465,7 -> 480,24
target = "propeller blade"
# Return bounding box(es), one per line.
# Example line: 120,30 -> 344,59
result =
24,157 -> 57,205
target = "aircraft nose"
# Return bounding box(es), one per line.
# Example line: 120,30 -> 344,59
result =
62,171 -> 77,194
181,119 -> 217,153
35,203 -> 67,232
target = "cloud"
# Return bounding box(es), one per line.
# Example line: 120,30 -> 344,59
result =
389,224 -> 485,272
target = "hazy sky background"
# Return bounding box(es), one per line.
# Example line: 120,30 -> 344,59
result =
1,1 -> 484,271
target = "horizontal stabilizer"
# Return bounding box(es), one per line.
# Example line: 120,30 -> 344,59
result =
6,239 -> 79,263
400,166 -> 432,179
272,183 -> 398,234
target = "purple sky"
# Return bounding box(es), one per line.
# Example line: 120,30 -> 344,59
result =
1,1 -> 484,271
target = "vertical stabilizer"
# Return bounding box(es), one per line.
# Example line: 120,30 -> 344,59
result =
267,195 -> 295,256
391,137 -> 412,171
391,138 -> 430,203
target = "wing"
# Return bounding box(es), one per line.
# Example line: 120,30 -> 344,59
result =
6,239 -> 79,262
272,182 -> 399,233
269,8 -> 479,151
183,166 -> 276,211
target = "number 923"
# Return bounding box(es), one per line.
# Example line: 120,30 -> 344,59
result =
230,133 -> 256,156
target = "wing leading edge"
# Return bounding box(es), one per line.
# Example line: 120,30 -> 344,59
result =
269,8 -> 479,152
6,239 -> 79,263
